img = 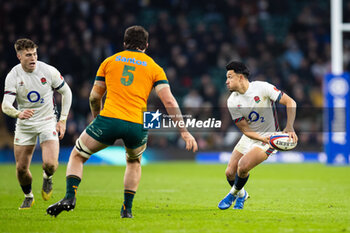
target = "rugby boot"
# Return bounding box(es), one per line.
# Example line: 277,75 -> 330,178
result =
218,193 -> 236,210
42,177 -> 53,201
233,190 -> 249,209
120,205 -> 133,218
46,197 -> 76,217
19,196 -> 35,209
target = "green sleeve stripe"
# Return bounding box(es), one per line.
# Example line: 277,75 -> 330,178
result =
95,76 -> 105,81
153,80 -> 169,87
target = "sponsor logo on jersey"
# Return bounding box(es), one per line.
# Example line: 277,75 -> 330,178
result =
237,104 -> 242,109
273,87 -> 279,92
15,138 -> 19,142
53,131 -> 57,136
19,81 -> 24,86
254,96 -> 261,103
41,77 -> 47,85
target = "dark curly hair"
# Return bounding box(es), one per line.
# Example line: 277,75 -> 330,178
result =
226,61 -> 250,79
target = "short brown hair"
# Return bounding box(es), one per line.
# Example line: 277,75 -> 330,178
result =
14,38 -> 38,53
123,26 -> 149,50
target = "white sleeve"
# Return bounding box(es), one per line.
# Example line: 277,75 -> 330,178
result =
2,94 -> 20,118
227,97 -> 244,122
48,65 -> 65,89
46,64 -> 71,121
2,73 -> 20,118
262,82 -> 282,102
56,82 -> 72,121
4,71 -> 17,95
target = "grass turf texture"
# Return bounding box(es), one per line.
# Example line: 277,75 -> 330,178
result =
0,162 -> 349,233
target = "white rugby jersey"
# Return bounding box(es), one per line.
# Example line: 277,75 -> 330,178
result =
4,61 -> 65,128
227,81 -> 282,136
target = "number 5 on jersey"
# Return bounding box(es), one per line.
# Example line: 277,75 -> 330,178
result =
121,65 -> 135,86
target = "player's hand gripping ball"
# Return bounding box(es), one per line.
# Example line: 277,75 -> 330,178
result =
269,133 -> 297,151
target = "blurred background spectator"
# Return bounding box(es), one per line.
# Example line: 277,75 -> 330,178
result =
0,0 -> 333,151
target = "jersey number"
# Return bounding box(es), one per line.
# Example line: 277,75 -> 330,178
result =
248,111 -> 264,123
27,91 -> 44,103
121,65 -> 135,86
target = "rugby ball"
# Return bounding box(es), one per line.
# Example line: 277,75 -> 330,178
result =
269,133 -> 297,151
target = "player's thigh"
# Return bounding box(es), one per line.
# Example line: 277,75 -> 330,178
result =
40,140 -> 59,165
227,136 -> 250,171
37,121 -> 60,164
14,144 -> 36,170
123,121 -> 148,160
238,146 -> 268,172
78,130 -> 109,154
85,115 -> 124,146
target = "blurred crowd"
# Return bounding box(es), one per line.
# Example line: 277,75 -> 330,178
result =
0,0 -> 332,151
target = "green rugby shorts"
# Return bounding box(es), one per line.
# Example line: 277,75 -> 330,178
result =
86,115 -> 148,149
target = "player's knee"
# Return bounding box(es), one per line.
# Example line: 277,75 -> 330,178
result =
74,137 -> 93,159
43,163 -> 57,174
125,145 -> 145,162
237,166 -> 249,177
126,153 -> 141,163
16,165 -> 29,176
225,168 -> 235,180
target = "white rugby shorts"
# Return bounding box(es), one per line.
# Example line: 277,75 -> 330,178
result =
234,134 -> 276,156
14,120 -> 58,145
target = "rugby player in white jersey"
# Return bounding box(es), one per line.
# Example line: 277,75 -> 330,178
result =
1,39 -> 72,209
218,61 -> 298,210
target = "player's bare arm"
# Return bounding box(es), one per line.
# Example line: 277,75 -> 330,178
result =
156,84 -> 198,152
235,118 -> 270,144
278,93 -> 298,143
89,80 -> 106,118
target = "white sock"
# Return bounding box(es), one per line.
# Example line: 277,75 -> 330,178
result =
237,188 -> 245,198
25,192 -> 34,198
229,185 -> 239,196
229,186 -> 245,197
43,171 -> 52,179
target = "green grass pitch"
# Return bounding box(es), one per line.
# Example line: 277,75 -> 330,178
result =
0,162 -> 349,233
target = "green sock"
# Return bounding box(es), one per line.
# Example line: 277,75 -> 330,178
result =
123,190 -> 136,210
65,175 -> 81,199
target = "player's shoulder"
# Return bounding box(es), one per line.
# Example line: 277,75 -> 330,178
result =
6,64 -> 25,82
227,91 -> 239,104
8,63 -> 22,75
250,80 -> 270,86
36,61 -> 57,72
250,81 -> 274,91
36,61 -> 60,77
